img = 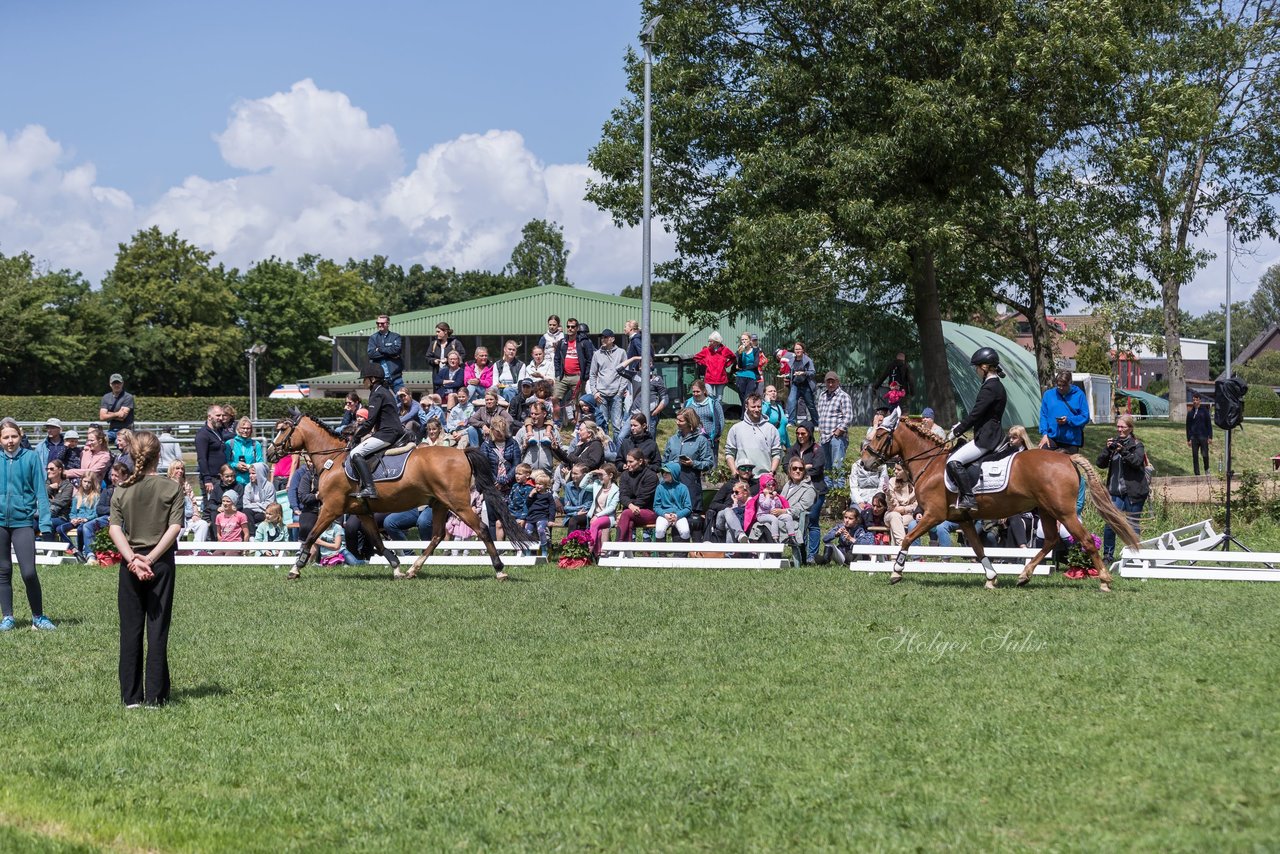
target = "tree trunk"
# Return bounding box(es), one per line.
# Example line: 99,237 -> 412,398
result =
1025,279 -> 1057,390
1162,273 -> 1187,422
909,249 -> 958,422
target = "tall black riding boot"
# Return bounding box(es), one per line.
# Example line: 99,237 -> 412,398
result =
946,461 -> 976,511
349,454 -> 378,499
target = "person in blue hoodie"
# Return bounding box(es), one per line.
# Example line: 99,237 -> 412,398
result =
0,418 -> 55,631
1037,370 -> 1090,454
652,461 -> 693,542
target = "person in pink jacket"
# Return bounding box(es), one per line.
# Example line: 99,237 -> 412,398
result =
464,347 -> 495,401
62,425 -> 112,485
741,473 -> 797,545
693,332 -> 737,400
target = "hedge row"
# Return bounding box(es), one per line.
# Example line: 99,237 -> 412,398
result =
1244,386 -> 1280,418
0,396 -> 345,423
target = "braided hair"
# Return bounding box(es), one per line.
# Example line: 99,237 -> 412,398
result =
120,431 -> 160,487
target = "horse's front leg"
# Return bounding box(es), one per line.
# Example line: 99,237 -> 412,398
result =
889,513 -> 938,585
957,521 -> 998,589
290,508 -> 336,580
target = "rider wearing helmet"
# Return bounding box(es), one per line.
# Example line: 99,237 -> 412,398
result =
945,347 -> 1008,510
349,361 -> 405,499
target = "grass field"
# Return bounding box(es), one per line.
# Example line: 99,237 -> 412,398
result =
2,557 -> 1279,851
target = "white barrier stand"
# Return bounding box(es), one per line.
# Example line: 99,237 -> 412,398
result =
30,540 -> 77,566
1139,520 -> 1223,552
1117,547 -> 1280,581
600,541 -> 787,570
843,544 -> 1051,576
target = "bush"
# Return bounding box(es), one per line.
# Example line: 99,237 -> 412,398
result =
0,396 -> 345,423
1243,386 -> 1280,418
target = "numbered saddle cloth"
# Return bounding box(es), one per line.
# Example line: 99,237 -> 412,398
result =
342,447 -> 414,483
943,455 -> 1016,495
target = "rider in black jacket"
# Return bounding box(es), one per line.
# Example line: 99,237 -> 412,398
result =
945,347 -> 1008,510
348,362 -> 405,499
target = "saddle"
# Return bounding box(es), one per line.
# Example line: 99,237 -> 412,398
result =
343,434 -> 417,483
945,441 -> 1019,496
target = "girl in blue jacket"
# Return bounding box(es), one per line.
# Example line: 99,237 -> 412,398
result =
0,418 -> 55,631
652,461 -> 693,542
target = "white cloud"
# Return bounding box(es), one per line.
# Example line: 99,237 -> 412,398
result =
0,125 -> 133,274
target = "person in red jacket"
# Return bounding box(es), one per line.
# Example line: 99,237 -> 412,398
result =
693,332 -> 737,401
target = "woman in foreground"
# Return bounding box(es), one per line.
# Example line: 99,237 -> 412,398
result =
109,431 -> 185,708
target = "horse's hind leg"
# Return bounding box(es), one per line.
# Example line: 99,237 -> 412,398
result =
405,500 -> 448,580
450,502 -> 508,579
1016,510 -> 1060,587
1061,513 -> 1113,592
359,516 -> 399,578
958,521 -> 998,589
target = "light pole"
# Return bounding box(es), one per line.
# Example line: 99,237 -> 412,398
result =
639,14 -> 662,423
245,342 -> 267,421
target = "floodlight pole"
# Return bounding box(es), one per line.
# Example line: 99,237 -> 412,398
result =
639,15 -> 662,423
246,343 -> 267,421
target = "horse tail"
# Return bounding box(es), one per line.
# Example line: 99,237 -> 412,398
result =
463,446 -> 532,548
1070,454 -> 1139,548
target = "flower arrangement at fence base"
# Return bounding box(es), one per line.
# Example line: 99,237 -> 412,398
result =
1061,533 -> 1101,579
91,528 -> 122,566
557,530 -> 592,569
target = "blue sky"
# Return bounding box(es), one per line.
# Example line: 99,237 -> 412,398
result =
0,0 -> 1272,314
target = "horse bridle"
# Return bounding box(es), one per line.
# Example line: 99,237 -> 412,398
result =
863,423 -> 951,484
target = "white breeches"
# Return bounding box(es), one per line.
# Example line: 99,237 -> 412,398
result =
947,441 -> 985,467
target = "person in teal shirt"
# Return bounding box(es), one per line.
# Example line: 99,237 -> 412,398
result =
0,418 -> 55,631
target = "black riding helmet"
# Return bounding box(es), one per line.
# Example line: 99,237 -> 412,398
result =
969,347 -> 1000,368
360,361 -> 383,381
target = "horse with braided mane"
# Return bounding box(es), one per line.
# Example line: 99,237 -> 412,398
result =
861,409 -> 1136,591
266,409 -> 528,581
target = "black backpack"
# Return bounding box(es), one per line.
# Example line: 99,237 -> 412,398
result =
1214,377 -> 1248,430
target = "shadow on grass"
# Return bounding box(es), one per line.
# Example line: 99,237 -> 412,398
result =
325,571 -> 531,583
171,683 -> 231,703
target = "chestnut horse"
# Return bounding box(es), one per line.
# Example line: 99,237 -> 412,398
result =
861,410 -> 1137,591
266,410 -> 528,581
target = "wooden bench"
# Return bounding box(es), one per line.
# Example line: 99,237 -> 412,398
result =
599,541 -> 787,570
842,544 -> 1053,577
171,540 -> 545,567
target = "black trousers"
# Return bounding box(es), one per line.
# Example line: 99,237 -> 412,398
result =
119,549 -> 176,706
1190,436 -> 1210,475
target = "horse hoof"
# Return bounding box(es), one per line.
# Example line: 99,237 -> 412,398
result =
392,568 -> 406,580
889,572 -> 903,585
286,570 -> 301,581
1099,582 -> 1112,593
984,579 -> 997,590
403,570 -> 417,580
495,571 -> 509,582
1015,576 -> 1030,587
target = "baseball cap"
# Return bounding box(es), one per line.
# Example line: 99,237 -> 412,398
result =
737,460 -> 756,470
600,328 -> 615,338
921,407 -> 935,419
824,370 -> 840,382
64,429 -> 80,439
45,418 -> 63,429
109,373 -> 124,384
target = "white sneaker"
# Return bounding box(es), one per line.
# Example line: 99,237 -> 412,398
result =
736,533 -> 749,544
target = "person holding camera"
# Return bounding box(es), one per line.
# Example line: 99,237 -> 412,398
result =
1095,413 -> 1148,562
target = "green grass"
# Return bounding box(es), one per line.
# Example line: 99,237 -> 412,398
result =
3,561 -> 1279,851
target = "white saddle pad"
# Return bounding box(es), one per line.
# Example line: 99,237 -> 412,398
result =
944,456 -> 1015,495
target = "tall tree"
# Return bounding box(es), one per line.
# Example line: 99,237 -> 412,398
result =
0,252 -> 123,394
101,227 -> 242,395
588,1 -> 1132,418
504,219 -> 571,287
1097,0 -> 1280,419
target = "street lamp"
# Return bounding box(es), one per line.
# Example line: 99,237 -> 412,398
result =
245,342 -> 268,421
639,14 -> 662,423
